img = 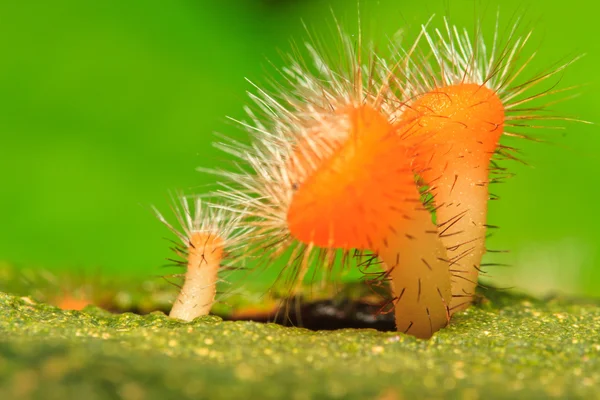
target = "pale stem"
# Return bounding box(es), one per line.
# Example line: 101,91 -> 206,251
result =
432,165 -> 489,313
169,233 -> 224,321
377,209 -> 452,339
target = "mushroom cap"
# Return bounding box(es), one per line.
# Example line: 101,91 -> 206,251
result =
287,105 -> 420,250
401,83 -> 505,171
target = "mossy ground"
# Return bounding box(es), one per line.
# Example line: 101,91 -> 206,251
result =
1,288 -> 599,400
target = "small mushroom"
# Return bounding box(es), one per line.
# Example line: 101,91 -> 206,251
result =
155,196 -> 244,321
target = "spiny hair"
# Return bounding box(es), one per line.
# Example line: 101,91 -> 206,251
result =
208,26 -> 404,296
388,15 -> 583,146
153,194 -> 246,249
153,194 -> 250,291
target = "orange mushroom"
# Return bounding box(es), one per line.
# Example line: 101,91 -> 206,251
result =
287,105 -> 451,338
399,83 -> 504,312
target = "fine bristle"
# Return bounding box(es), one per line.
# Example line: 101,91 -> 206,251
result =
153,194 -> 246,251
390,15 -> 581,139
208,26 -> 403,297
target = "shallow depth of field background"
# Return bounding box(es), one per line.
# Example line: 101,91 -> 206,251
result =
0,0 -> 598,297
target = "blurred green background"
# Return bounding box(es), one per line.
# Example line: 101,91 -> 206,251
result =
0,0 -> 598,297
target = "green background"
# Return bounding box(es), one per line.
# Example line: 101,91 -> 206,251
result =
0,0 -> 598,297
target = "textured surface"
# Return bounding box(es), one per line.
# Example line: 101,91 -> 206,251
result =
1,290 -> 599,399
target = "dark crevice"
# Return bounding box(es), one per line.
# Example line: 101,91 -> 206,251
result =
228,299 -> 396,331
104,298 -> 396,332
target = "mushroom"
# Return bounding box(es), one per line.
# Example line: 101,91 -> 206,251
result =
287,105 -> 452,338
390,17 -> 579,312
155,196 -> 244,321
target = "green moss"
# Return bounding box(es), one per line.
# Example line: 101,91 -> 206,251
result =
1,290 -> 599,399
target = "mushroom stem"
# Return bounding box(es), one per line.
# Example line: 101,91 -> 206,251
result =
169,233 -> 224,321
430,163 -> 490,312
378,208 -> 452,339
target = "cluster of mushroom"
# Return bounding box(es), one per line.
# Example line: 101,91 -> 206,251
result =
157,18 -> 574,338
